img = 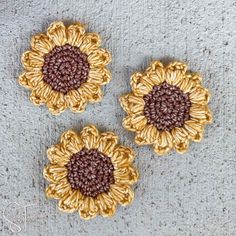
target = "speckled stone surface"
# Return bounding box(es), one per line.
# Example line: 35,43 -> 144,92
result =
0,0 -> 235,235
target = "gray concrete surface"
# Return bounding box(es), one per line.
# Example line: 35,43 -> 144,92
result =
0,0 -> 236,235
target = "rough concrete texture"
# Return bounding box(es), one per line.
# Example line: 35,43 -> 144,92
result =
0,0 -> 236,235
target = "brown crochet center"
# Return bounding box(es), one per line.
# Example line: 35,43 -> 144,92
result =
143,82 -> 191,131
42,44 -> 90,94
66,148 -> 115,198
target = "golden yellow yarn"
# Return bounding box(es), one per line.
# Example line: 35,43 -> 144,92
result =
120,61 -> 212,155
43,125 -> 139,220
19,21 -> 111,115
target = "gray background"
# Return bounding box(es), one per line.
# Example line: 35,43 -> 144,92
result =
0,0 -> 235,235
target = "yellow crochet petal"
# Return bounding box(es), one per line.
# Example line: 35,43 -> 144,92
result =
46,91 -> 67,115
60,130 -> 84,154
30,81 -> 53,105
145,61 -> 165,85
43,164 -> 68,183
66,22 -> 85,46
45,180 -> 71,199
47,21 -> 67,46
58,190 -> 82,213
130,72 -> 153,96
153,131 -> 173,155
88,48 -> 111,67
19,71 -> 43,89
96,193 -> 117,217
123,114 -> 147,132
120,93 -> 145,115
183,120 -> 204,142
114,166 -> 139,185
21,50 -> 44,71
31,33 -> 55,55
47,144 -> 71,165
78,197 -> 99,220
79,82 -> 103,103
135,124 -> 159,145
65,90 -> 86,113
111,146 -> 135,168
189,86 -> 210,105
98,132 -> 119,156
87,66 -> 111,85
80,125 -> 100,149
80,33 -> 101,55
109,184 -> 134,206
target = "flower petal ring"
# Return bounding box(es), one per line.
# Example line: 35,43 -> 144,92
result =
120,61 -> 212,155
43,125 -> 139,220
19,21 -> 111,115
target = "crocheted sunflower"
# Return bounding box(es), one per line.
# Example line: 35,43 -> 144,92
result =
120,61 -> 212,155
19,21 -> 111,115
43,125 -> 139,220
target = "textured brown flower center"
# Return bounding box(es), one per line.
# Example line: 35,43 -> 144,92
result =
143,82 -> 191,131
66,148 -> 115,198
42,44 -> 90,94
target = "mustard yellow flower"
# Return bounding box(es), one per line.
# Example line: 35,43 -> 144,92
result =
43,125 -> 139,220
120,61 -> 212,155
19,21 -> 111,115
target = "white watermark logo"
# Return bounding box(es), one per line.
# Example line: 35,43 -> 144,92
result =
0,202 -> 35,235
